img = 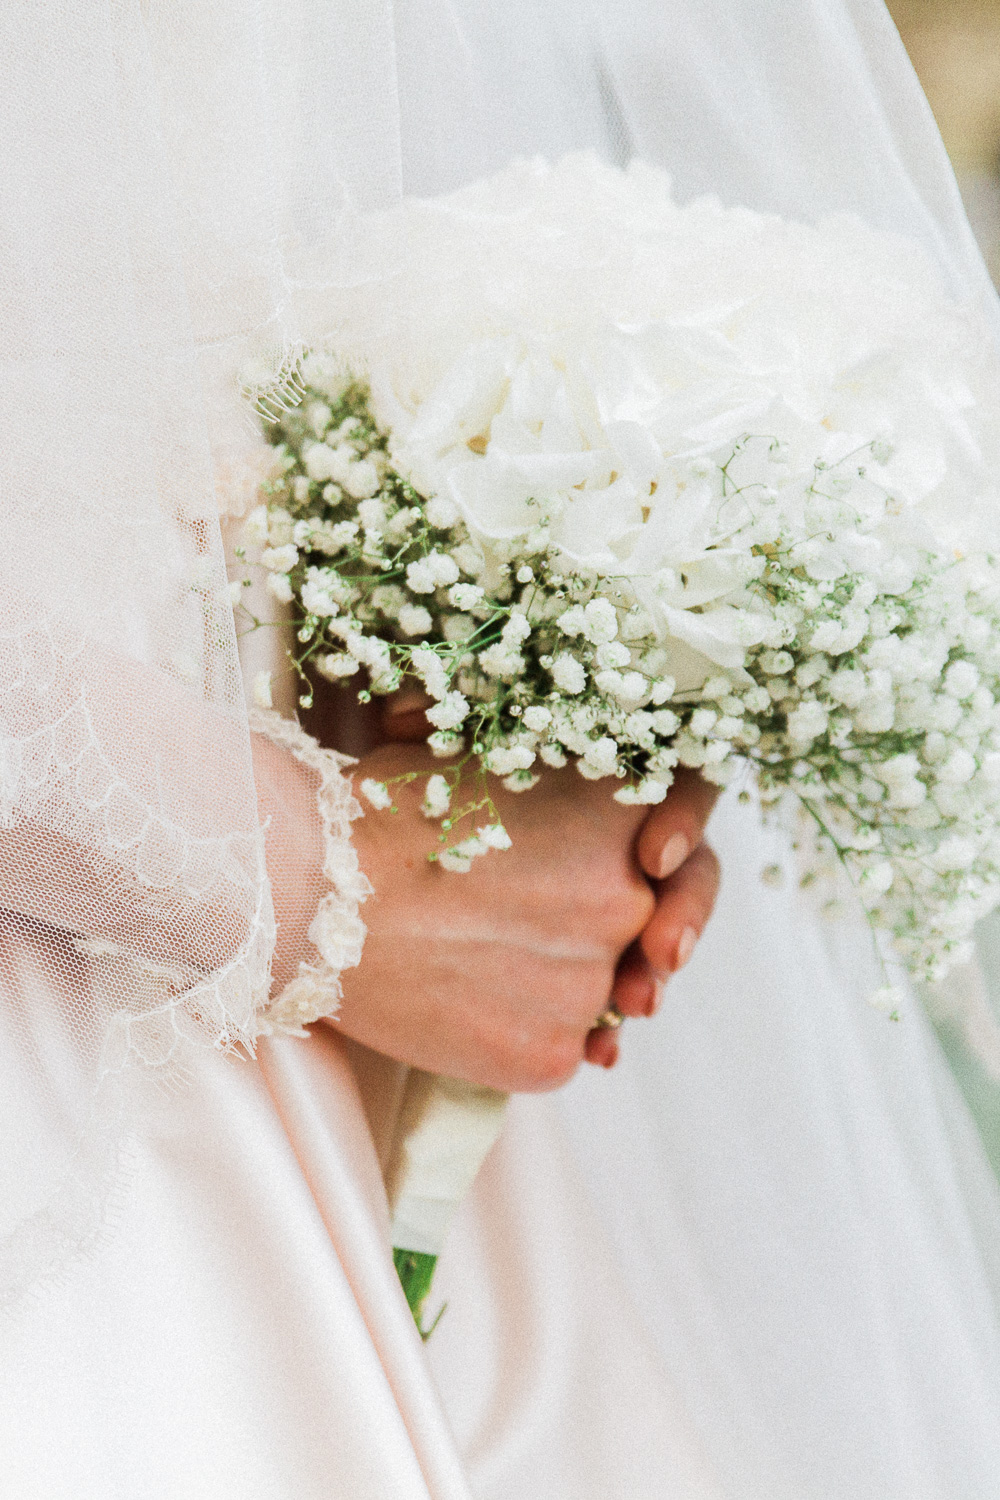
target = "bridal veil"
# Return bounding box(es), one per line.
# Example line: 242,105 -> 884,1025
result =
3,2 -> 1000,1497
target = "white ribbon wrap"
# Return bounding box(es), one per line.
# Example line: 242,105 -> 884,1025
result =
385,1071 -> 509,1257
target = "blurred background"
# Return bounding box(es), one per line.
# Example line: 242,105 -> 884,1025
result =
889,0 -> 1000,281
888,0 -> 1000,1162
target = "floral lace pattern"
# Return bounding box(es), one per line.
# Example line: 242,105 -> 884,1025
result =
250,709 -> 371,1036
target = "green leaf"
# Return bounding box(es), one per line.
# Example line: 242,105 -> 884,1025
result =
392,1247 -> 445,1340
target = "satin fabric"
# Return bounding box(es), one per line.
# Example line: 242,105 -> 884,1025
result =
0,916 -> 716,1498
0,925 -> 457,1499
432,797 -> 1000,1499
5,799 -> 1000,1496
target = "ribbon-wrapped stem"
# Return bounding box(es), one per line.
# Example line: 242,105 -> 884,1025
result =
385,1070 -> 508,1337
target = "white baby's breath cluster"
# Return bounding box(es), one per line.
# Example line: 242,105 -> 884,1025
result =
237,153 -> 1000,989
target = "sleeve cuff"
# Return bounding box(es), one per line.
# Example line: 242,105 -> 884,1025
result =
250,709 -> 373,1037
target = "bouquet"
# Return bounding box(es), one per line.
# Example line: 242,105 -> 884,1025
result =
239,154 -> 1000,1326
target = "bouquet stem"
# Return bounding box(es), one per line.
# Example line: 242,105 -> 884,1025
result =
385,1070 -> 508,1337
392,1247 -> 443,1339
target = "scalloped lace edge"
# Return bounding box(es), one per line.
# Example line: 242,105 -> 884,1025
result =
249,709 -> 372,1037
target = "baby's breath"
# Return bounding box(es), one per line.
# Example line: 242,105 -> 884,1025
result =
241,373 -> 1000,992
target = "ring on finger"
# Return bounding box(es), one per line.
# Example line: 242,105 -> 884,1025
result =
593,1006 -> 624,1031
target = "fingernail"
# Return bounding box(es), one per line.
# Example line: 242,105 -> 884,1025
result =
643,977 -> 663,1016
658,832 -> 690,880
602,1044 -> 619,1069
674,926 -> 697,971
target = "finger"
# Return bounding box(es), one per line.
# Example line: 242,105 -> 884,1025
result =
640,841 -> 720,977
635,769 -> 719,882
584,1026 -> 620,1069
380,688 -> 433,742
609,941 -> 657,1018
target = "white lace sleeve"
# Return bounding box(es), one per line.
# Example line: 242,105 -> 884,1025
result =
250,709 -> 372,1038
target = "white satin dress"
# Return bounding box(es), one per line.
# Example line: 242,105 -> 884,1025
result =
4,789 -> 1000,1499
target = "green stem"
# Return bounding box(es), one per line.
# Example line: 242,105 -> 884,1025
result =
392,1247 -> 445,1340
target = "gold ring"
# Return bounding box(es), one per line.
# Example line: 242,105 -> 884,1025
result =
593,1007 -> 624,1031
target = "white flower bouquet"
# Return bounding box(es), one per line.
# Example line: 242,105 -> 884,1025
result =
239,154 -> 1000,1325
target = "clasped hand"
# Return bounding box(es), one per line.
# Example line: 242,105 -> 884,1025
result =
336,736 -> 719,1091
256,701 -> 719,1093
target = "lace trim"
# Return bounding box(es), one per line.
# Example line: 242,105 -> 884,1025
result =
249,709 -> 372,1037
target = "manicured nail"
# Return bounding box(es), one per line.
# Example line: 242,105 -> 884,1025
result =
658,832 -> 690,880
602,1043 -> 619,1069
674,926 -> 697,971
643,976 -> 664,1015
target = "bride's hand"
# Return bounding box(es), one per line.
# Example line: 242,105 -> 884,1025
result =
332,740 -> 718,1092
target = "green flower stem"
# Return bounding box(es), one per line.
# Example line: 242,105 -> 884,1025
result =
392,1246 -> 445,1340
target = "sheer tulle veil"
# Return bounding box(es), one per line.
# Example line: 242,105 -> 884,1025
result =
2,0 -> 998,1320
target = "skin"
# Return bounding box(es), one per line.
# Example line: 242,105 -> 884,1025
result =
256,686 -> 720,1093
